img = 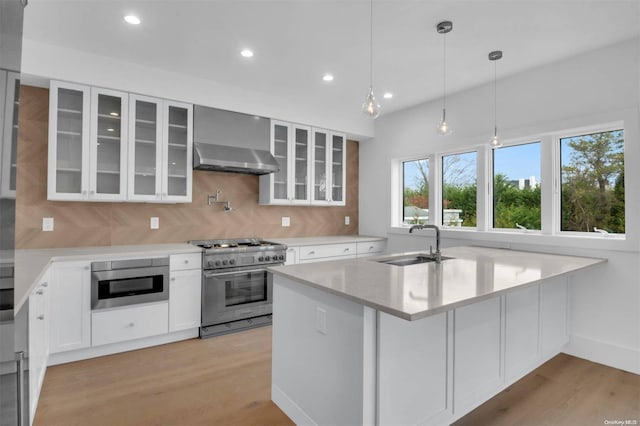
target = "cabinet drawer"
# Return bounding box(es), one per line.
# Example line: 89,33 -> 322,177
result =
92,302 -> 168,346
357,240 -> 386,256
170,253 -> 201,271
299,243 -> 357,261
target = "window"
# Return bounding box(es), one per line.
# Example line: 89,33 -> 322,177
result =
560,129 -> 624,234
492,142 -> 541,230
402,158 -> 429,225
442,152 -> 476,227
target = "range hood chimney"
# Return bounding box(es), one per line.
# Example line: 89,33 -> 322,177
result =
193,106 -> 279,175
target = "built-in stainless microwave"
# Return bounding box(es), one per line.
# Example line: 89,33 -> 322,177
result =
91,257 -> 169,310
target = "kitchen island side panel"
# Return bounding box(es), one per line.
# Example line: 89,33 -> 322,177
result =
271,276 -> 373,426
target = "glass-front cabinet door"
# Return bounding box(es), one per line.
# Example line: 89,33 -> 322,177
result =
269,120 -> 290,203
311,129 -> 328,203
330,133 -> 346,205
48,81 -> 91,201
162,101 -> 192,203
292,124 -> 311,204
89,88 -> 128,200
1,71 -> 20,198
311,128 -> 346,206
128,94 -> 162,201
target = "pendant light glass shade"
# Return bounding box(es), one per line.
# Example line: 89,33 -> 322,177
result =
362,0 -> 380,119
488,50 -> 503,148
362,86 -> 381,118
436,108 -> 452,135
436,21 -> 453,136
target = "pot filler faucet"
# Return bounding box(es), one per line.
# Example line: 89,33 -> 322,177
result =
409,224 -> 442,263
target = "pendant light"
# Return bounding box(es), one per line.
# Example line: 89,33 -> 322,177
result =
436,21 -> 453,136
361,0 -> 381,118
488,50 -> 503,147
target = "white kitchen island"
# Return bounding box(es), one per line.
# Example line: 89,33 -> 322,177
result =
268,246 -> 605,426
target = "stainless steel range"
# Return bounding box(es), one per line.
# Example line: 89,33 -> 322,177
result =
190,238 -> 286,338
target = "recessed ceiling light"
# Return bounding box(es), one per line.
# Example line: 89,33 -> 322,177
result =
240,49 -> 254,58
383,92 -> 393,99
124,15 -> 141,25
322,74 -> 334,82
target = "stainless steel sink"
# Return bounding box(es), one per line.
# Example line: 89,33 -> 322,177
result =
375,254 -> 454,266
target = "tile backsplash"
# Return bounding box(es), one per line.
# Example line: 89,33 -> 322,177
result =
15,85 -> 359,249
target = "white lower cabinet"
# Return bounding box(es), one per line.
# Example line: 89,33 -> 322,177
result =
28,272 -> 50,424
298,243 -> 357,263
169,269 -> 201,332
356,241 -> 386,258
284,247 -> 299,265
49,261 -> 91,353
92,302 -> 169,347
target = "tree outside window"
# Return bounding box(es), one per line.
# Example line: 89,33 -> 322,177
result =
493,142 -> 541,230
442,152 -> 477,227
560,129 -> 624,233
402,159 -> 429,224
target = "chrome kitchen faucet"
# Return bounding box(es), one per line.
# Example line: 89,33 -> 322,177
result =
409,224 -> 442,263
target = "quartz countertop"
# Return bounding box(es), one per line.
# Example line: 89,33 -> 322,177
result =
268,246 -> 606,321
14,243 -> 201,314
268,235 -> 386,247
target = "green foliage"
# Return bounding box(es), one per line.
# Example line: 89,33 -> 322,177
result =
443,183 -> 477,227
493,174 -> 541,229
561,130 -> 624,233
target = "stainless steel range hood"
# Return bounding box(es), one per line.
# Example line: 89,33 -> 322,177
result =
193,106 -> 279,175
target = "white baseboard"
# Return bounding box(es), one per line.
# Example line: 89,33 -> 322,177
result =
564,334 -> 640,375
272,384 -> 317,426
48,328 -> 199,366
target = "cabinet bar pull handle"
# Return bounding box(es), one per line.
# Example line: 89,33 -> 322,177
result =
16,351 -> 25,426
37,314 -> 44,320
40,282 -> 48,288
36,289 -> 43,295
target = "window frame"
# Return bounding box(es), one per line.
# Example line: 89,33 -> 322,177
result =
391,121 -> 627,243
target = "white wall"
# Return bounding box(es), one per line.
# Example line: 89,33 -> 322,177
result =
360,38 -> 640,374
20,39 -> 374,139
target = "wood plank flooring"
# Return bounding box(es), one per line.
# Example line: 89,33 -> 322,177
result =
35,326 -> 639,426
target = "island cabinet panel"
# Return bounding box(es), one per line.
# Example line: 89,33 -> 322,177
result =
540,277 -> 569,359
453,296 -> 502,413
271,277 -> 371,426
505,285 -> 540,380
378,311 -> 450,425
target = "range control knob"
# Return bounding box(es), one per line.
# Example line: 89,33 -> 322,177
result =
264,255 -> 271,262
207,260 -> 214,268
279,255 -> 284,261
215,260 -> 221,267
258,256 -> 264,262
229,259 -> 236,265
222,259 -> 228,266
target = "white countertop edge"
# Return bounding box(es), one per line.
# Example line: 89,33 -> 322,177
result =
269,250 -> 607,321
14,243 -> 202,314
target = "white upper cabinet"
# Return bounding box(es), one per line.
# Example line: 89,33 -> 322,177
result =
48,81 -> 192,203
260,120 -> 346,206
1,71 -> 20,198
89,87 -> 128,200
48,81 -> 91,201
259,120 -> 311,205
162,101 -> 192,203
311,128 -> 346,206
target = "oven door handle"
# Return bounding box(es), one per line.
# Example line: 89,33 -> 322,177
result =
204,268 -> 267,278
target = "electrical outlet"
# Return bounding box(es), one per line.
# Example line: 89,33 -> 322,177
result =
345,216 -> 350,225
150,217 -> 159,229
282,216 -> 290,227
316,307 -> 327,335
42,217 -> 54,232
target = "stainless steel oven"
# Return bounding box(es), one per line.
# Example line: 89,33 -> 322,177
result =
203,265 -> 273,327
190,238 -> 286,338
91,257 -> 169,310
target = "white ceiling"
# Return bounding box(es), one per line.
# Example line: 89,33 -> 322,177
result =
22,0 -> 640,123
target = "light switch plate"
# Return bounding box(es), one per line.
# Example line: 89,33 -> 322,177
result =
282,217 -> 290,227
42,217 -> 54,232
345,216 -> 350,225
150,217 -> 159,229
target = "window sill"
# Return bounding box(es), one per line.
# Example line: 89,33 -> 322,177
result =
388,226 -> 635,253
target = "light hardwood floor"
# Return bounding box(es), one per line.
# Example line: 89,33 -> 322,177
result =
35,326 -> 639,426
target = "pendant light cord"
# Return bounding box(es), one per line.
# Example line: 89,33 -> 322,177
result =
442,32 -> 447,110
369,0 -> 373,88
493,59 -> 497,135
